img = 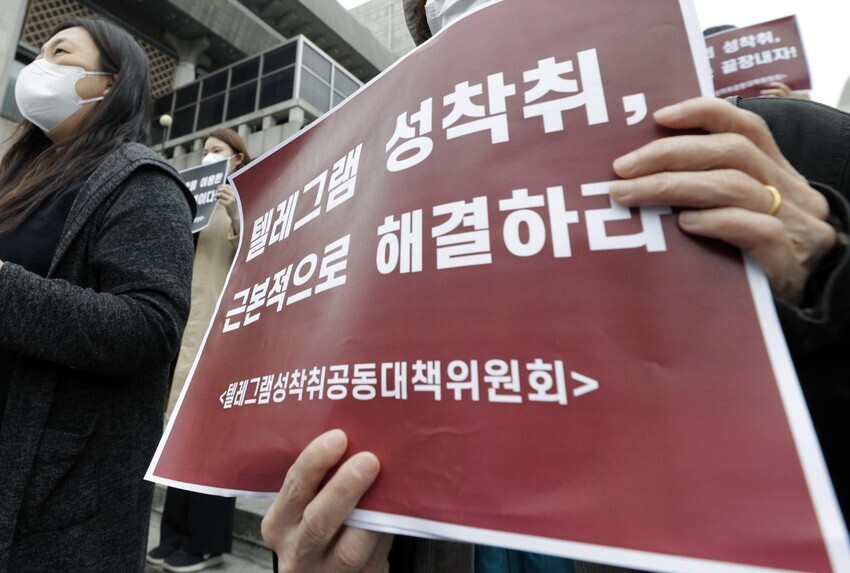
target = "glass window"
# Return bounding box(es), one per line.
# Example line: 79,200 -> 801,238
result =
153,93 -> 173,118
1,59 -> 26,121
332,91 -> 347,110
302,44 -> 332,82
231,58 -> 260,87
264,43 -> 296,73
333,68 -> 359,97
202,70 -> 228,98
174,82 -> 199,108
226,81 -> 257,120
299,69 -> 330,113
260,67 -> 295,109
196,94 -> 226,130
150,120 -> 167,146
171,106 -> 196,138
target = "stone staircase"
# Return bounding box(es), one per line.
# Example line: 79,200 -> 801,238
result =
146,485 -> 275,573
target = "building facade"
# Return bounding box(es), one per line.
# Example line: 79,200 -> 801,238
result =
349,0 -> 415,58
0,0 -> 399,163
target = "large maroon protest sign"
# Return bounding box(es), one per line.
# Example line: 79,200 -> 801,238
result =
148,0 -> 850,571
705,15 -> 811,99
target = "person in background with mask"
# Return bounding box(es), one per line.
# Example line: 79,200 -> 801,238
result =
260,1 -> 850,572
0,17 -> 194,573
147,128 -> 251,573
165,128 -> 248,420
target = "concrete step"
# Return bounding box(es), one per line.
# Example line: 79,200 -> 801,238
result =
147,484 -> 275,573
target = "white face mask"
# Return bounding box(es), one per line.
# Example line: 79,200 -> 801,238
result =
14,59 -> 112,133
202,152 -> 232,171
424,0 -> 493,35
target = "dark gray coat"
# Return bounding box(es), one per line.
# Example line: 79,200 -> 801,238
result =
0,142 -> 195,572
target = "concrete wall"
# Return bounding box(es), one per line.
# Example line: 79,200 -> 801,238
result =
299,0 -> 397,72
350,0 -> 414,58
0,0 -> 28,131
0,117 -> 18,158
169,0 -> 284,56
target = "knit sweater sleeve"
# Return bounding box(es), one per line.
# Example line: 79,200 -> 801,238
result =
0,168 -> 194,377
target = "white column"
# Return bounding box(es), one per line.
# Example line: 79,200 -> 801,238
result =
165,32 -> 210,89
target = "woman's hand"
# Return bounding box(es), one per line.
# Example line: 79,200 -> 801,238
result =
609,97 -> 836,305
261,429 -> 392,573
215,184 -> 241,235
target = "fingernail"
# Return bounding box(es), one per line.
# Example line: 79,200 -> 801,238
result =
612,153 -> 638,175
352,453 -> 379,478
324,429 -> 346,453
679,211 -> 699,226
654,103 -> 682,122
608,180 -> 634,201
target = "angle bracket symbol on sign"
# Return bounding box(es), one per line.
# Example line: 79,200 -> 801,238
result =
570,371 -> 599,397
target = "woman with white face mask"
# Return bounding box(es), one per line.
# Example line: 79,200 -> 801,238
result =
147,128 -> 250,573
0,17 -> 195,573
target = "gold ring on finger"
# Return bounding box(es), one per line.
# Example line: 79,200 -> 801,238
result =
764,185 -> 782,216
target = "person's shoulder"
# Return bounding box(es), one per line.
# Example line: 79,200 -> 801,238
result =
112,142 -> 181,178
93,142 -> 195,213
90,141 -> 179,184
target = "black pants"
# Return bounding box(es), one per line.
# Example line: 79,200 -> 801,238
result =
160,487 -> 236,555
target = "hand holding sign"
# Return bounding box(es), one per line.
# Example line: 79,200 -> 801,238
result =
760,81 -> 809,99
609,96 -> 837,304
150,0 -> 850,570
216,183 -> 241,235
261,430 -> 391,573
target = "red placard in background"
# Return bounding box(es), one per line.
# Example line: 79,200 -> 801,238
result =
706,15 -> 811,99
148,1 -> 849,571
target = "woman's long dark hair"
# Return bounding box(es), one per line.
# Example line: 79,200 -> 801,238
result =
0,17 -> 152,233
